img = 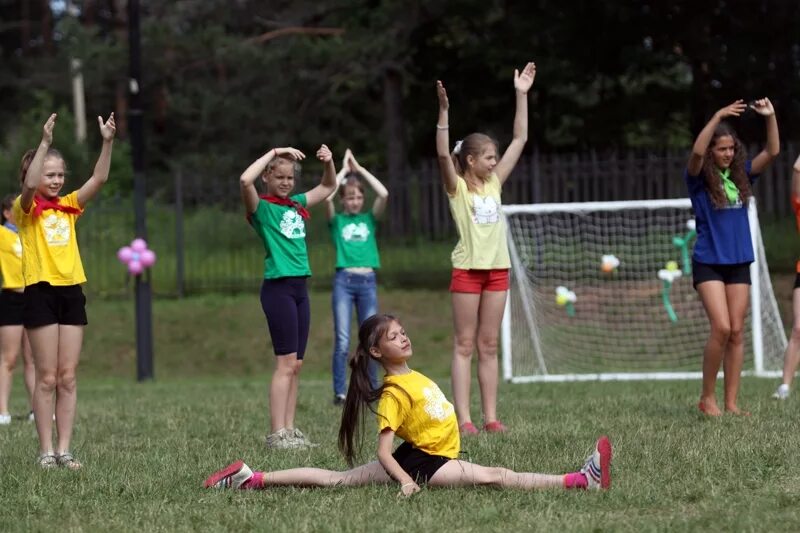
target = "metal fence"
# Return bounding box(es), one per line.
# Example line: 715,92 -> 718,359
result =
78,145 -> 799,296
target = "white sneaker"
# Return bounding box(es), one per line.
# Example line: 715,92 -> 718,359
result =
773,384 -> 790,400
581,436 -> 612,490
265,428 -> 305,449
0,413 -> 11,425
27,411 -> 34,422
204,460 -> 253,489
291,428 -> 319,448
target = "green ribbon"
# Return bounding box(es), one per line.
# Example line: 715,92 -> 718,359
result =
719,168 -> 739,204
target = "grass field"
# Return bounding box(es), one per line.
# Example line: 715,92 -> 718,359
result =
2,286 -> 800,532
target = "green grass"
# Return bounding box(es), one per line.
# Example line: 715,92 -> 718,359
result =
2,287 -> 800,531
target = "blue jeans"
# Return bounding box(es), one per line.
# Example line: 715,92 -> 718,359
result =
332,270 -> 379,396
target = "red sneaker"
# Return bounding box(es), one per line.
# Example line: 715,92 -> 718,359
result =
459,422 -> 480,435
483,421 -> 508,433
204,460 -> 253,489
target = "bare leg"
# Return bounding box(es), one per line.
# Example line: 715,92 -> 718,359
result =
451,292 -> 480,426
781,288 -> 800,387
429,460 -> 563,489
269,354 -> 298,432
696,281 -> 731,416
264,460 -> 392,487
0,325 -> 24,415
55,325 -> 83,453
723,284 -> 749,414
22,331 -> 35,409
285,359 -> 302,430
28,324 -> 60,454
476,290 -> 507,425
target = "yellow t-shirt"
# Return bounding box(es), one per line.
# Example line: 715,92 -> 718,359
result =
0,225 -> 24,289
447,174 -> 510,269
12,192 -> 86,286
376,370 -> 460,459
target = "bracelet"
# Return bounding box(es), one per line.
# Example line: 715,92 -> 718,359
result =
436,124 -> 449,130
272,148 -> 277,158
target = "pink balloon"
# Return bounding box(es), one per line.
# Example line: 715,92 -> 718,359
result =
140,249 -> 156,267
117,246 -> 133,263
131,238 -> 148,252
127,260 -> 143,275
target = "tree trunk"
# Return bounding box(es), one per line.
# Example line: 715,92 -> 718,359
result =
383,66 -> 407,237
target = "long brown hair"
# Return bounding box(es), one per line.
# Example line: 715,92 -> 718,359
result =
337,314 -> 396,466
451,133 -> 497,178
702,123 -> 751,208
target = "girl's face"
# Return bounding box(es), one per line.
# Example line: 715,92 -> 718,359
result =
341,185 -> 364,214
39,156 -> 66,199
372,320 -> 412,362
263,161 -> 295,198
468,144 -> 498,179
2,208 -> 14,224
711,135 -> 735,169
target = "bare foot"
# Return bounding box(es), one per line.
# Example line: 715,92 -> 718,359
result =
698,398 -> 723,416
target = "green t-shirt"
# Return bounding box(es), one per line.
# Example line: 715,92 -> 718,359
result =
249,194 -> 311,279
329,212 -> 381,269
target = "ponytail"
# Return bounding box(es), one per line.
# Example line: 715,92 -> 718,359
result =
338,314 -> 395,466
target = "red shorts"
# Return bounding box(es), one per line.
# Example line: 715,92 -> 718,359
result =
449,268 -> 509,293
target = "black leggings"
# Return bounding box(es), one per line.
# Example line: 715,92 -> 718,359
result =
260,277 -> 310,360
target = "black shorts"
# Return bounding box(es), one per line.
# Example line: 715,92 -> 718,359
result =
692,260 -> 751,290
391,441 -> 451,484
0,289 -> 24,326
23,282 -> 88,328
794,272 -> 800,290
260,277 -> 310,359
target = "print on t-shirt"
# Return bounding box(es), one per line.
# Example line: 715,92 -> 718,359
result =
12,236 -> 21,257
423,385 -> 454,421
279,210 -> 306,239
472,195 -> 499,224
43,213 -> 71,246
341,222 -> 370,242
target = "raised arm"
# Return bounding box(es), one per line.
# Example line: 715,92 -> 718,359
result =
239,147 -> 305,214
687,100 -> 747,176
304,144 -> 337,208
435,80 -> 458,195
377,429 -> 420,498
749,98 -> 780,175
494,62 -> 536,185
347,150 -> 389,218
77,113 -> 116,207
324,165 -> 348,220
21,113 -> 57,211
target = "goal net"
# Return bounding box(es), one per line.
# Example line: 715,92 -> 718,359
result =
501,198 -> 787,382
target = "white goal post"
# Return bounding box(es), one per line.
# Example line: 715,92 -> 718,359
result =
501,198 -> 787,383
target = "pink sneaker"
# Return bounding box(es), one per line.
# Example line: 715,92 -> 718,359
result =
483,421 -> 508,433
204,460 -> 253,489
459,422 -> 480,435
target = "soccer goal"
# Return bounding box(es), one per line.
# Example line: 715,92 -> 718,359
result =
500,198 -> 787,383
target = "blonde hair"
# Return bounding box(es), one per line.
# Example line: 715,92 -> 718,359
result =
264,155 -> 301,178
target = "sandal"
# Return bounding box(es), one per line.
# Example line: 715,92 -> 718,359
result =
56,452 -> 82,470
37,452 -> 57,469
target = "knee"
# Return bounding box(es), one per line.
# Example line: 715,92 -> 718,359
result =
454,337 -> 475,359
37,372 -> 57,392
728,325 -> 745,345
710,323 -> 731,343
57,370 -> 77,392
481,467 -> 510,486
476,336 -> 499,359
790,324 -> 800,344
0,353 -> 17,372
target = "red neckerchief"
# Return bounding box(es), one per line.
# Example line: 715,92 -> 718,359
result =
260,195 -> 310,220
33,195 -> 83,218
